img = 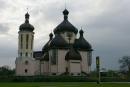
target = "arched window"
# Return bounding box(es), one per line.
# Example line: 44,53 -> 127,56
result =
26,34 -> 29,49
66,67 -> 68,72
31,35 -> 33,49
20,53 -> 22,57
20,34 -> 23,49
51,49 -> 57,65
25,69 -> 28,73
25,52 -> 28,57
25,60 -> 29,65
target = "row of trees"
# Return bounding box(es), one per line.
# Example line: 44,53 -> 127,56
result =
119,56 -> 130,79
0,65 -> 15,76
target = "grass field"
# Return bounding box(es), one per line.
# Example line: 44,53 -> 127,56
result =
0,82 -> 130,87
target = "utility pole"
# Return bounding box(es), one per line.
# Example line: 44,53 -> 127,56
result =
96,56 -> 100,84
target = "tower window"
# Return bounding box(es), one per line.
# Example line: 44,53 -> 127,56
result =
25,52 -> 28,57
31,35 -> 33,49
26,34 -> 29,49
25,69 -> 28,73
20,34 -> 23,49
20,53 -> 22,57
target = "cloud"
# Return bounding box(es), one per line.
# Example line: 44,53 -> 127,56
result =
0,23 -> 10,34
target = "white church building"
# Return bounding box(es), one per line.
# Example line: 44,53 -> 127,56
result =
15,9 -> 93,76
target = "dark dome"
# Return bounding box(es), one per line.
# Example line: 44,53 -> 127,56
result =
42,33 -> 53,52
49,34 -> 68,48
74,38 -> 92,51
65,47 -> 81,60
74,30 -> 92,51
19,13 -> 34,32
54,20 -> 78,34
42,40 -> 51,52
53,9 -> 78,34
20,23 -> 34,32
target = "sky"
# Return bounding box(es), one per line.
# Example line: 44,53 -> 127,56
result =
0,0 -> 130,71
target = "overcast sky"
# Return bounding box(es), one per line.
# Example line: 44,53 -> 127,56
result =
0,0 -> 130,70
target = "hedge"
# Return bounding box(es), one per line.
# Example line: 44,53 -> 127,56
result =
0,76 -> 129,82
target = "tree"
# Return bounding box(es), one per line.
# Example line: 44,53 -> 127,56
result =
119,56 -> 130,78
0,65 -> 15,76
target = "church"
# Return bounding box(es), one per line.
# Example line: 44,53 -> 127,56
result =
15,9 -> 93,76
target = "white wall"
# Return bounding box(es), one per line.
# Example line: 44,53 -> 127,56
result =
15,57 -> 39,76
41,61 -> 49,75
80,51 -> 91,74
57,49 -> 68,75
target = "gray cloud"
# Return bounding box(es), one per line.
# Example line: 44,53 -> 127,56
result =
0,23 -> 9,34
82,0 -> 130,70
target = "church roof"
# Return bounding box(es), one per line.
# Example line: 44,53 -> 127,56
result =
74,30 -> 92,51
42,33 -> 53,52
42,40 -> 51,52
53,9 -> 78,34
19,12 -> 34,32
65,46 -> 81,60
49,34 -> 69,49
33,51 -> 43,60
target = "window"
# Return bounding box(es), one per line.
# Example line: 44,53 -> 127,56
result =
87,52 -> 92,66
25,52 -> 28,57
25,69 -> 28,73
31,35 -> 33,49
66,32 -> 72,43
25,61 -> 29,65
66,67 -> 68,72
20,34 -> 23,49
26,34 -> 29,49
66,32 -> 72,37
20,53 -> 22,57
51,49 -> 57,65
52,73 -> 56,75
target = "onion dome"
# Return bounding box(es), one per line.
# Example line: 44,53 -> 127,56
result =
49,34 -> 68,48
74,29 -> 92,51
42,33 -> 53,52
65,46 -> 81,60
19,12 -> 34,32
53,9 -> 78,34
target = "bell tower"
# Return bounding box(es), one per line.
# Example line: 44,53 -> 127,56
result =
18,12 -> 34,58
15,12 -> 37,76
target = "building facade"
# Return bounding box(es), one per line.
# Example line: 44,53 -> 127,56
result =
15,9 -> 93,76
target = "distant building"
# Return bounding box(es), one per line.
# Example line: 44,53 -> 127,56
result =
15,9 -> 93,76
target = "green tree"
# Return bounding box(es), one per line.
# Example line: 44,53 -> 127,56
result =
119,56 -> 130,78
0,65 -> 15,76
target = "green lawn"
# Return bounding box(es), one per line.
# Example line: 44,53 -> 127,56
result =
0,82 -> 130,87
